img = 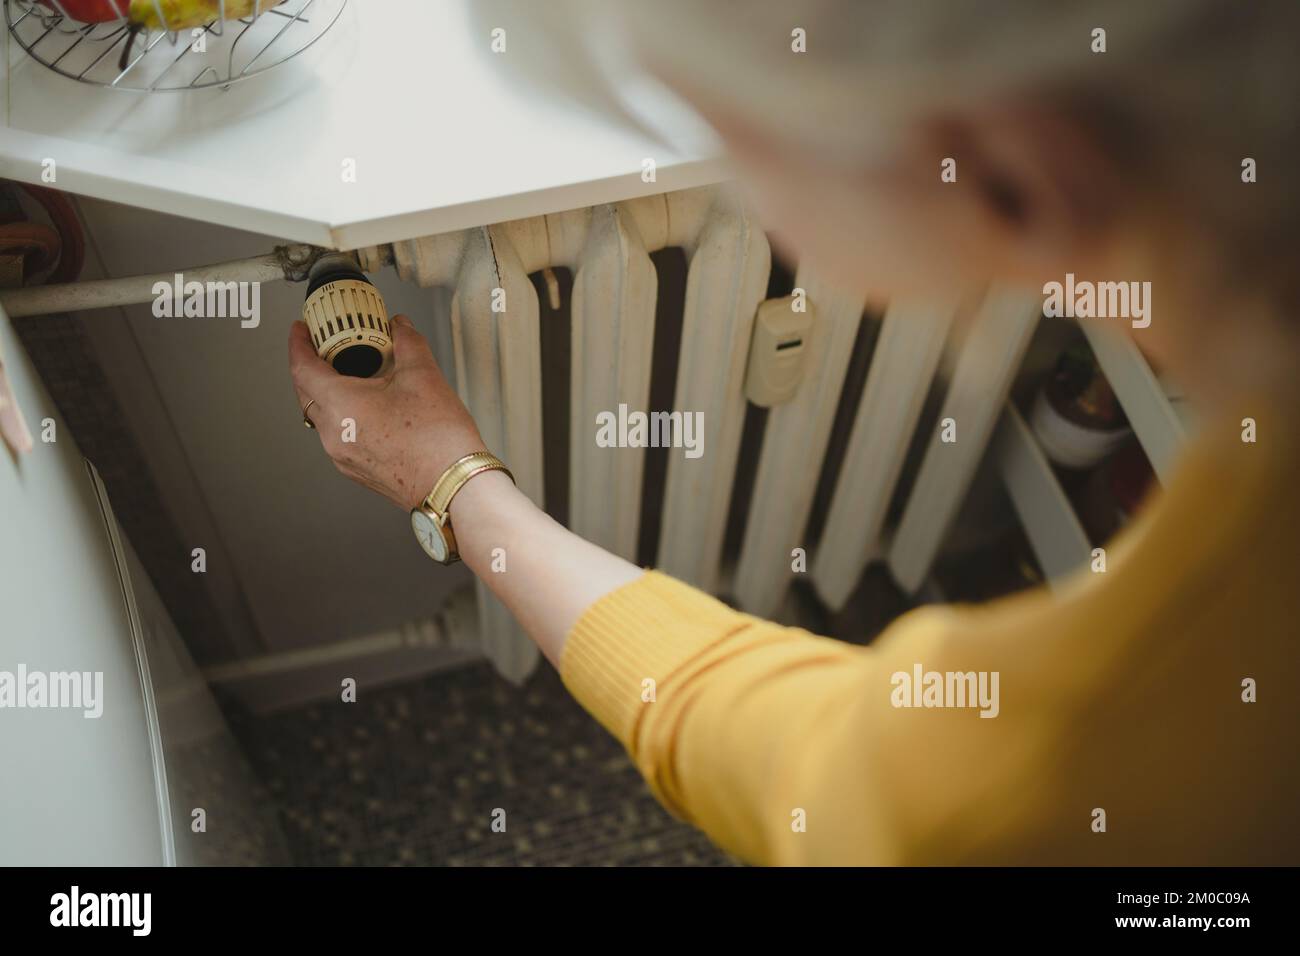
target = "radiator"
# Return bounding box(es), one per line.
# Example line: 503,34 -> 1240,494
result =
359,184 -> 1185,683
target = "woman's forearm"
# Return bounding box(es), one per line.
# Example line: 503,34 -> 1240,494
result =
451,468 -> 644,666
286,316 -> 642,667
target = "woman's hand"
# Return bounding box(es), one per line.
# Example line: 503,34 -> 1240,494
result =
287,314 -> 484,510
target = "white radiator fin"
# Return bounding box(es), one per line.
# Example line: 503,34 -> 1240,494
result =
886,290 -> 1040,592
568,204 -> 657,560
811,296 -> 957,609
449,225 -> 545,684
655,192 -> 771,592
734,269 -> 866,617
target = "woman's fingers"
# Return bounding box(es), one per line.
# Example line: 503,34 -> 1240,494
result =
390,314 -> 435,369
288,320 -> 341,405
296,391 -> 320,429
291,374 -> 313,417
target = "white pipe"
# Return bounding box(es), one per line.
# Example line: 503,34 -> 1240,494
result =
203,595 -> 479,684
0,244 -> 327,318
204,623 -> 450,684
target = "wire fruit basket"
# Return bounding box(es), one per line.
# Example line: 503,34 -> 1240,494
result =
4,0 -> 346,92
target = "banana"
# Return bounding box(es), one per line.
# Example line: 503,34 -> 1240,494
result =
128,0 -> 285,32
119,0 -> 285,69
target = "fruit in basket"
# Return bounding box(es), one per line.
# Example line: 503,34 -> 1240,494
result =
37,0 -> 130,22
128,0 -> 286,31
118,0 -> 286,69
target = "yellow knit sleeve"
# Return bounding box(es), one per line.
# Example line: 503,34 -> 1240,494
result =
559,570 -> 1004,866
560,419 -> 1300,865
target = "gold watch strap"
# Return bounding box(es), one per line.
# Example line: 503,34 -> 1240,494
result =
422,451 -> 514,521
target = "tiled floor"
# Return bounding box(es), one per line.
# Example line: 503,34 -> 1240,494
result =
221,564 -> 945,867
227,661 -> 733,866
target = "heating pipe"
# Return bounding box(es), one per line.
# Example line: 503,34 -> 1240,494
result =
0,243 -> 334,318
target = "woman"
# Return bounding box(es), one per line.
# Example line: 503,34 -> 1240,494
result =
288,1 -> 1298,864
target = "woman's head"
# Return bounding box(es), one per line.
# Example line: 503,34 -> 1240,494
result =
483,0 -> 1300,397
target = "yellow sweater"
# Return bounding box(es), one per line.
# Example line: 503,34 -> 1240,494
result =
560,405 -> 1300,865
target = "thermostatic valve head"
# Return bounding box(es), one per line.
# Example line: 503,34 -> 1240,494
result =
302,253 -> 393,378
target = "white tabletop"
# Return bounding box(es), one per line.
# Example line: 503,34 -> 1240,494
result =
1,0 -> 727,248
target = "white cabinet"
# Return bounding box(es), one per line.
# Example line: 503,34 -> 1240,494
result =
0,304 -> 286,865
0,0 -> 722,247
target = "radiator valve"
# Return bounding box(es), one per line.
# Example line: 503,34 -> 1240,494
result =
301,253 -> 393,378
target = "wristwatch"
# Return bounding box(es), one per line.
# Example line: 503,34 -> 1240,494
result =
409,451 -> 513,565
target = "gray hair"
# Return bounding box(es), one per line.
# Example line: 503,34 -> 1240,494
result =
477,0 -> 1299,304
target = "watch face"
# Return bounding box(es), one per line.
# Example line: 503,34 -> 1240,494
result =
410,510 -> 448,563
